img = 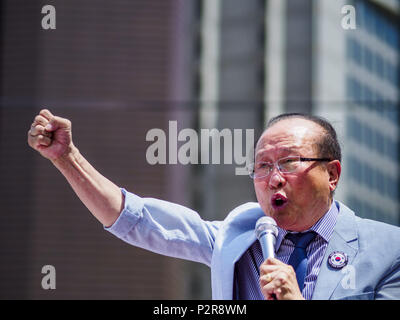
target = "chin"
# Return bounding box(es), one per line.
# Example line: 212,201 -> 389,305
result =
268,208 -> 297,230
272,215 -> 291,229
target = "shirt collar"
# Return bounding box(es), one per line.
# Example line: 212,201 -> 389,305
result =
275,200 -> 339,249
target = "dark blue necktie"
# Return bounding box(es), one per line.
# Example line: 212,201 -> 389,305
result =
285,231 -> 317,291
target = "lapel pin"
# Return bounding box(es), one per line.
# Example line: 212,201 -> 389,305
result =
328,251 -> 348,269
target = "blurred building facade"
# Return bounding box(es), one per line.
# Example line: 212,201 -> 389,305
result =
189,0 -> 400,298
312,0 -> 400,224
0,0 -> 398,300
0,0 -> 192,299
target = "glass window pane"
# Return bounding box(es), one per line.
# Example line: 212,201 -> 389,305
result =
364,47 -> 373,72
375,54 -> 384,79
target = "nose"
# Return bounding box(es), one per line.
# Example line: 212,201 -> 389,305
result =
268,167 -> 286,190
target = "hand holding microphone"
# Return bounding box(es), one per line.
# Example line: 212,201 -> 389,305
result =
256,216 -> 305,300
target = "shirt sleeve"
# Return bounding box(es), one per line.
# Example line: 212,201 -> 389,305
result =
105,188 -> 221,267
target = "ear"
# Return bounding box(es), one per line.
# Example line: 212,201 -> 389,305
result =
327,160 -> 341,192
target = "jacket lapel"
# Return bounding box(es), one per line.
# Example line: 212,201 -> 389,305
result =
211,203 -> 264,299
221,230 -> 257,299
312,203 -> 359,299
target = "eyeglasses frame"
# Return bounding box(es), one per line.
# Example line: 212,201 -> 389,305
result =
249,156 -> 332,179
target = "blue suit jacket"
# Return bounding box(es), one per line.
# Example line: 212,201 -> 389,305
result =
106,189 -> 400,300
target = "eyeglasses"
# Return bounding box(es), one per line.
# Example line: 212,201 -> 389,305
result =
249,156 -> 332,179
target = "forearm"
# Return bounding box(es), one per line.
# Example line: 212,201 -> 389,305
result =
51,144 -> 124,227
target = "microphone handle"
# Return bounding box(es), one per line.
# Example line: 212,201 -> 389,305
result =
258,231 -> 277,300
258,231 -> 276,259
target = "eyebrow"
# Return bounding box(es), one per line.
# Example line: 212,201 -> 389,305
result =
255,147 -> 299,160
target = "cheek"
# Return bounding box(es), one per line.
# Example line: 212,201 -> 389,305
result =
253,180 -> 265,200
295,171 -> 330,201
254,180 -> 270,205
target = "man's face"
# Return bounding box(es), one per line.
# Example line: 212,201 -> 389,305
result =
253,118 -> 339,232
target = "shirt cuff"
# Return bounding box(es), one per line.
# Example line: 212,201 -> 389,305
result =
104,188 -> 144,238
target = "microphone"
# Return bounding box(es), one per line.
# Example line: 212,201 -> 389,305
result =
255,216 -> 278,260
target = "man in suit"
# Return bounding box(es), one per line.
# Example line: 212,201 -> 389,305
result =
28,109 -> 400,299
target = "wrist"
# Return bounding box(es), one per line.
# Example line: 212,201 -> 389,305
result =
51,144 -> 80,168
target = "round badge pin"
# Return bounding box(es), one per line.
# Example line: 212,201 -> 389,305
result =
328,251 -> 348,269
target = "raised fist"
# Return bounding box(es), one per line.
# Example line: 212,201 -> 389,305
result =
27,109 -> 73,161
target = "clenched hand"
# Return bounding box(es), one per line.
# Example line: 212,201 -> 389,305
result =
27,109 -> 73,161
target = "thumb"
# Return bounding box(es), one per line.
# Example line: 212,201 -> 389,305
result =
45,116 -> 71,132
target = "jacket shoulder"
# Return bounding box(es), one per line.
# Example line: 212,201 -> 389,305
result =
224,202 -> 264,228
215,202 -> 264,243
338,201 -> 400,250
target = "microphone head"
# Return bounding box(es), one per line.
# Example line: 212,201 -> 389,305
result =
255,216 -> 278,239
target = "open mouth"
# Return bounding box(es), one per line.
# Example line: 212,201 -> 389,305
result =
271,194 -> 288,209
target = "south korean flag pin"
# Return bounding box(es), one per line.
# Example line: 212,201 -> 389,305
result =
328,251 -> 348,269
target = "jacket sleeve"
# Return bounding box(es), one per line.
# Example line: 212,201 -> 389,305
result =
104,188 -> 221,267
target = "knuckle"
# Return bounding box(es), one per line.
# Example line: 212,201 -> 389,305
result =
279,276 -> 287,285
261,274 -> 270,283
30,128 -> 37,136
34,115 -> 46,124
260,276 -> 272,288
277,278 -> 284,287
28,129 -> 37,138
276,272 -> 288,284
40,109 -> 50,116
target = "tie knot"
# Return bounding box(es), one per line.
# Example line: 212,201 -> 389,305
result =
286,231 -> 316,249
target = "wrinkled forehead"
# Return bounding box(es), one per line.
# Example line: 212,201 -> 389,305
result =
255,119 -> 322,159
